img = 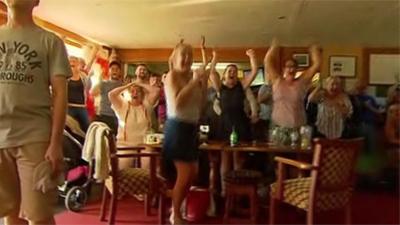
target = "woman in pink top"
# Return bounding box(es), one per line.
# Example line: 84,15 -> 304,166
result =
264,39 -> 321,128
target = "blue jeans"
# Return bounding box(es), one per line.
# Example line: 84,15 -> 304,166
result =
68,106 -> 90,132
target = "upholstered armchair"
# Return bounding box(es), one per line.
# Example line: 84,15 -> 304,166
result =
269,138 -> 363,225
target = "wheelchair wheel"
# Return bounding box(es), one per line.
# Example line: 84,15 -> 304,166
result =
65,186 -> 88,212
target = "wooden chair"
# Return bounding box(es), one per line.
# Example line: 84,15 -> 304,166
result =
223,169 -> 262,224
269,138 -> 363,225
158,177 -> 174,225
99,132 -> 166,225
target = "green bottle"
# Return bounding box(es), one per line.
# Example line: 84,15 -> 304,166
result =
230,126 -> 238,147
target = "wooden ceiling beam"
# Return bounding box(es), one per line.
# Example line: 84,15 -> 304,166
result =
0,1 -> 6,14
0,2 -> 94,47
33,16 -> 90,46
117,47 -> 271,63
0,1 -> 7,24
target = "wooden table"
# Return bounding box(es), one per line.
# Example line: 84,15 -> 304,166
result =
141,141 -> 313,194
142,141 -> 312,153
206,141 -> 313,192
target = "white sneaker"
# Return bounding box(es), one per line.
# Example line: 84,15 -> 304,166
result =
169,212 -> 187,225
134,194 -> 144,202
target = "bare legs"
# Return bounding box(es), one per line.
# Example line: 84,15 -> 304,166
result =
220,152 -> 245,196
4,209 -> 55,225
172,161 -> 198,223
4,208 -> 28,225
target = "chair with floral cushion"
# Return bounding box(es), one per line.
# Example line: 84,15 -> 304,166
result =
99,132 -> 166,225
269,138 -> 363,225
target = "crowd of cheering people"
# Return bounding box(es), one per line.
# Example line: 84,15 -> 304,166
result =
65,37 -> 400,224
1,1 -> 398,225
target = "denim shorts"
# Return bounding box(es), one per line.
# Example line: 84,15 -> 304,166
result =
162,118 -> 199,180
162,118 -> 199,162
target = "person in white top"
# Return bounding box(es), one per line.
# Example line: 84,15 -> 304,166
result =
308,76 -> 353,139
163,41 -> 209,225
108,81 -> 159,169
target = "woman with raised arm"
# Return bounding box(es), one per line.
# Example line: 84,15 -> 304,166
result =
163,42 -> 209,225
68,56 -> 91,131
264,39 -> 321,129
209,48 -> 258,196
308,76 -> 353,139
108,81 -> 159,169
209,49 -> 258,140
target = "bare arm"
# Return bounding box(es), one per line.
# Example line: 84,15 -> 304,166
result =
209,50 -> 222,92
176,72 -> 204,110
200,69 -> 210,114
166,70 -> 198,110
308,86 -> 325,103
108,83 -> 133,110
245,88 -> 259,122
199,35 -> 210,108
90,79 -> 102,97
241,49 -> 258,90
264,39 -> 281,84
299,45 -> 321,83
257,85 -> 271,104
46,76 -> 68,174
134,82 -> 161,107
200,36 -> 208,67
385,106 -> 400,145
339,95 -> 353,118
85,45 -> 100,74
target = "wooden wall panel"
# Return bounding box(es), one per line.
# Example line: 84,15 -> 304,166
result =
0,14 -> 6,25
117,48 -> 272,63
118,47 -> 283,78
33,17 -> 90,46
0,3 -> 92,47
0,1 -> 6,13
0,1 -> 6,25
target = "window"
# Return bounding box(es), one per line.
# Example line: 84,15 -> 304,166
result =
65,43 -> 83,58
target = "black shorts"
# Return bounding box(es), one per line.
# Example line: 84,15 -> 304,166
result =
162,118 -> 199,180
162,118 -> 199,161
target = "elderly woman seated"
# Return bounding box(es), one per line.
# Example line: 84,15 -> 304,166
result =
108,81 -> 159,169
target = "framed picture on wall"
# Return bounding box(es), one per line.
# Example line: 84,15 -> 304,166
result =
329,56 -> 356,77
293,53 -> 309,67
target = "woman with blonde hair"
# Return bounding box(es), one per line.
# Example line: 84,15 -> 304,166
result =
308,76 -> 353,139
68,56 -> 90,131
162,41 -> 209,225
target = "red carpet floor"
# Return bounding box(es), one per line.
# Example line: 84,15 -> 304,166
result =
55,190 -> 399,225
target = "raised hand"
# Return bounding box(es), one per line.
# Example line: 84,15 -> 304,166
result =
309,44 -> 320,54
265,38 -> 279,62
193,65 -> 208,83
211,50 -> 217,64
246,49 -> 256,58
168,52 -> 174,71
200,35 -> 206,49
271,37 -> 279,47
